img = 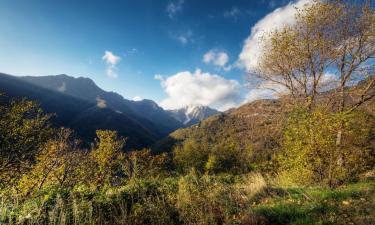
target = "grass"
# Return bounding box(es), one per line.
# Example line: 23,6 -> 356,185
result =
253,181 -> 375,225
1,175 -> 374,225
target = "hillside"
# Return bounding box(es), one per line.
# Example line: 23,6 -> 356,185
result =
20,74 -> 183,136
0,73 -> 182,149
154,92 -> 375,164
153,99 -> 285,158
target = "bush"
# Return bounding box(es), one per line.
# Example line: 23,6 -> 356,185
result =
277,107 -> 374,186
173,138 -> 253,175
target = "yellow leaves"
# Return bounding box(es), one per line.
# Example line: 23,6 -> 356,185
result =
280,106 -> 373,186
253,0 -> 375,111
0,97 -> 52,188
89,130 -> 125,187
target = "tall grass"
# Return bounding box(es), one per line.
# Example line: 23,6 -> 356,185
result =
3,174 -> 372,225
0,173 -> 267,225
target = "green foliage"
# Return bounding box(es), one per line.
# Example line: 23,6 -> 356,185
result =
208,139 -> 253,174
253,181 -> 375,225
89,130 -> 126,188
173,139 -> 208,173
122,149 -> 171,179
17,128 -> 87,197
278,107 -> 374,186
0,96 -> 52,188
173,137 -> 253,174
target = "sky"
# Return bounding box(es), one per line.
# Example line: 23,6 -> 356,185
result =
0,0 -> 311,111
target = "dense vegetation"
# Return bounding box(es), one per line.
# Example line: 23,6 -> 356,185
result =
0,95 -> 374,225
1,1 -> 374,224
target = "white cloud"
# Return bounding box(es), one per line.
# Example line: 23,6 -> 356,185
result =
318,72 -> 339,91
203,49 -> 229,68
102,51 -> 121,78
166,0 -> 184,19
103,51 -> 120,65
238,0 -> 314,71
155,69 -> 241,111
242,80 -> 288,104
132,96 -> 143,101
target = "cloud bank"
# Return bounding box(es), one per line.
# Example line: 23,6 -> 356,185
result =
102,51 -> 121,78
156,69 -> 241,111
238,0 -> 315,104
238,0 -> 313,72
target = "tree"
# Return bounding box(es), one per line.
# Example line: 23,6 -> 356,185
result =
90,130 -> 125,188
173,139 -> 208,173
17,128 -> 87,196
250,0 -> 375,110
205,139 -> 253,174
251,0 -> 375,186
174,137 -> 253,174
0,96 -> 52,187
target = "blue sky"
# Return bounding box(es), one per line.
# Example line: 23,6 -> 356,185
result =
0,0 -> 297,110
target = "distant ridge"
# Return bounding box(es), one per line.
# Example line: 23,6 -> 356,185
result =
167,105 -> 220,126
0,73 -> 183,149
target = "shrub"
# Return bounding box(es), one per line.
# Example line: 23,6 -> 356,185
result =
278,107 -> 374,186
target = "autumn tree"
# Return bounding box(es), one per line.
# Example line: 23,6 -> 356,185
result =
278,107 -> 373,186
251,0 -> 375,110
250,0 -> 375,186
90,130 -> 125,188
0,95 -> 52,187
17,128 -> 87,196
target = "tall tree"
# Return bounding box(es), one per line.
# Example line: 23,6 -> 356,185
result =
251,1 -> 375,187
250,0 -> 375,110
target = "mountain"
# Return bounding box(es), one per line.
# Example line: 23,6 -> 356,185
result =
153,91 -> 375,157
168,105 -> 220,126
152,99 -> 285,154
20,74 -> 183,135
0,73 -> 183,149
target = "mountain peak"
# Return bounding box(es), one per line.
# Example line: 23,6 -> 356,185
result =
168,105 -> 219,126
20,74 -> 102,100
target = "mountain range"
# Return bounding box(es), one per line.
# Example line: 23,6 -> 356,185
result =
152,79 -> 375,156
0,73 -> 218,149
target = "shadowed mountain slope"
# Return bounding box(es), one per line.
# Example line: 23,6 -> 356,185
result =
0,73 -> 183,149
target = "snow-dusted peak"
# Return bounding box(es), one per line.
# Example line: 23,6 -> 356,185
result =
168,105 -> 220,126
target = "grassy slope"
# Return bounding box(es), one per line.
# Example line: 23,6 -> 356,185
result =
254,181 -> 375,225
